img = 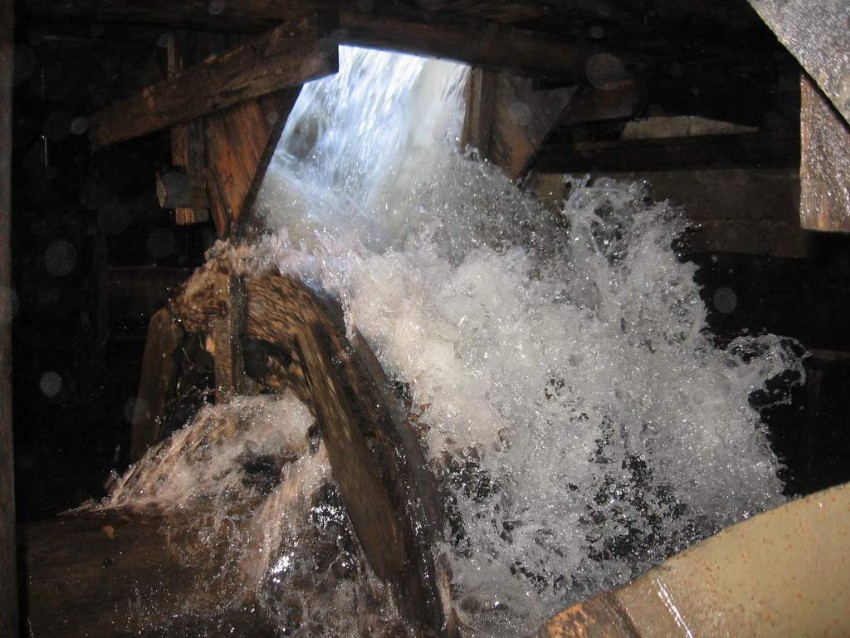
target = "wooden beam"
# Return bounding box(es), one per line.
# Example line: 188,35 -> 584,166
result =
90,14 -> 338,147
336,11 -> 603,81
464,69 -> 574,178
0,0 -> 17,633
747,0 -> 850,126
800,74 -> 850,233
534,131 -> 799,173
22,511 -> 280,637
27,0 -> 616,81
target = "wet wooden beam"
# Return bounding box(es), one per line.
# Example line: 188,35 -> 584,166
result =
130,308 -> 183,460
0,0 -> 16,633
90,14 -> 338,147
800,74 -> 850,233
534,131 -> 799,173
747,0 -> 850,126
21,511 -> 279,637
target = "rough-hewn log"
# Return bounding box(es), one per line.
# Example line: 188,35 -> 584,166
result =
0,0 -> 17,634
800,74 -> 850,233
90,14 -> 338,147
21,511 -> 279,638
534,131 -> 799,173
130,308 -> 183,460
747,0 -> 850,126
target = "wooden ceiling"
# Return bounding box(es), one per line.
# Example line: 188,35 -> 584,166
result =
17,0 -> 802,211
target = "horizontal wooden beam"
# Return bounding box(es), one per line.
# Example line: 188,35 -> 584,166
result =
27,0 -> 621,82
336,11 -> 606,81
534,131 -> 799,173
90,14 -> 337,146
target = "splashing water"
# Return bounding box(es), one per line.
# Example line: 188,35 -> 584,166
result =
103,47 -> 805,636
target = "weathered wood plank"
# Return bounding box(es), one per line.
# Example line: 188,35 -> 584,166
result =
203,90 -> 299,237
90,14 -> 338,147
800,74 -> 850,233
0,0 -> 16,633
130,308 -> 183,460
561,80 -> 640,126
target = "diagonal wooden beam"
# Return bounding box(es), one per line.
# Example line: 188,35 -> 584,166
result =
747,0 -> 850,126
90,14 -> 338,147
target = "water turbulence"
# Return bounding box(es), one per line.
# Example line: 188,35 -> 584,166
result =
101,47 -> 805,636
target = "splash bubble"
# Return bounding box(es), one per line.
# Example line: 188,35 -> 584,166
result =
713,286 -> 738,314
44,240 -> 77,277
39,371 -> 62,398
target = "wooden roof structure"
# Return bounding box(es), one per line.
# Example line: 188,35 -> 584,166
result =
19,0 -> 815,237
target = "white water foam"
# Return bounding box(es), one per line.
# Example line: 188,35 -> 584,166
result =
254,46 -> 804,635
101,46 -> 805,636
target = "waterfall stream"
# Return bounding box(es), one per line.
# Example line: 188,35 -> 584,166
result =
103,47 -> 805,636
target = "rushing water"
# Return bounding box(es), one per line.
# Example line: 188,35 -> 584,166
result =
102,47 -> 805,636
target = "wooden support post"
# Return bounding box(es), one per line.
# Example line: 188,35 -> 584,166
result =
130,309 -> 183,460
800,74 -> 850,232
90,14 -> 338,147
0,0 -> 17,633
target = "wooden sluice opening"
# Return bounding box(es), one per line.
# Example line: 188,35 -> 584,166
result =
22,245 -> 459,637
